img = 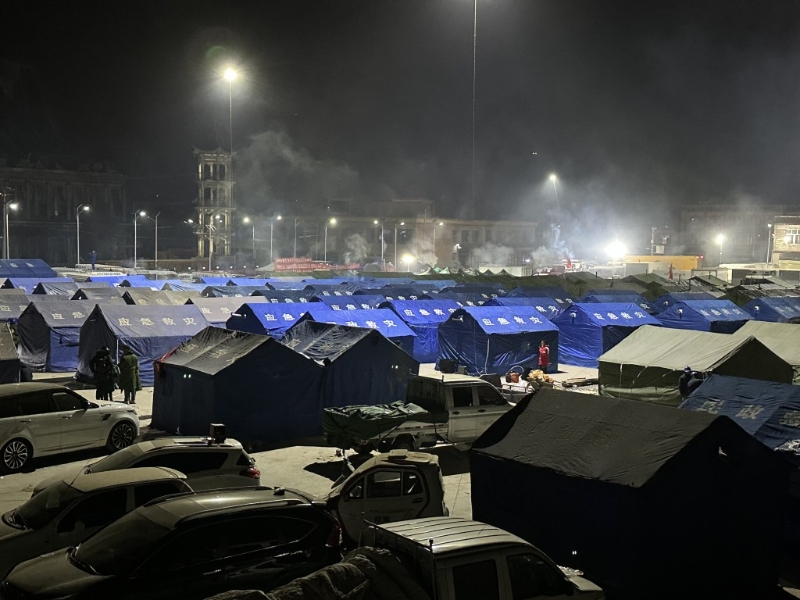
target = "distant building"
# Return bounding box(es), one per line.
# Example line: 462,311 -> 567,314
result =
192,148 -> 234,261
771,216 -> 800,268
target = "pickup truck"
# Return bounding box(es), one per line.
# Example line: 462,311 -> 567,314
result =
323,373 -> 519,453
367,516 -> 605,600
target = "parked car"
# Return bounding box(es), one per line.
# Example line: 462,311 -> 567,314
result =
0,383 -> 139,473
0,487 -> 342,599
0,467 -> 190,578
32,436 -> 259,496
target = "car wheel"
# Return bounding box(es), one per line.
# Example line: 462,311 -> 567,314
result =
106,421 -> 136,452
392,436 -> 415,451
1,439 -> 32,473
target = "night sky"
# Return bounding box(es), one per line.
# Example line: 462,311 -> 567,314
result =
5,0 -> 800,254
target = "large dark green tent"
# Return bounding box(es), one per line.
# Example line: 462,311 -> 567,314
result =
732,321 -> 800,384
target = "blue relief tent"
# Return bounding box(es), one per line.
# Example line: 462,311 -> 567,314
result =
187,296 -> 267,326
354,287 -> 432,301
453,282 -> 509,296
484,296 -> 565,320
194,277 -> 230,285
152,327 -> 325,443
161,281 -> 207,292
433,291 -> 488,306
656,299 -> 751,333
0,295 -> 32,322
506,286 -> 574,305
18,300 -> 100,372
122,289 -> 199,306
227,278 -> 271,286
76,304 -> 208,386
118,276 -> 157,288
579,290 -> 656,314
31,281 -> 81,296
202,285 -> 271,298
411,280 -> 457,291
312,294 -> 387,310
0,259 -> 56,279
71,288 -> 127,302
652,291 -> 718,313
744,297 -> 800,323
550,302 -> 661,368
85,275 -> 127,285
266,281 -> 310,291
251,289 -> 317,303
443,285 -> 505,299
225,302 -> 333,339
2,278 -> 73,293
438,306 -> 559,374
282,320 -> 419,409
302,283 -> 362,295
380,299 -> 460,363
295,308 -> 417,356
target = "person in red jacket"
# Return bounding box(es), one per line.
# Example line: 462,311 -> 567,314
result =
538,340 -> 550,374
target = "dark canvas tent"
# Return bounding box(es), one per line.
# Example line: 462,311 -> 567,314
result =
76,304 -> 208,385
2,278 -> 72,293
354,287 -> 431,301
31,281 -> 81,296
117,275 -> 153,287
0,295 -> 33,322
194,276 -> 230,285
282,320 -> 419,408
656,299 -> 751,333
312,294 -> 387,310
0,324 -> 19,383
0,259 -> 56,279
18,300 -> 99,371
187,296 -> 267,326
380,299 -> 460,363
71,287 -> 127,302
225,302 -> 332,339
227,278 -> 270,286
598,325 -> 794,405
122,289 -> 199,306
470,390 -> 788,600
579,289 -> 655,313
251,289 -> 317,303
201,285 -> 269,298
152,327 -> 325,443
85,275 -> 127,285
266,281 -> 309,291
438,306 -> 558,374
296,308 -> 417,356
744,297 -> 800,322
506,285 -> 574,305
483,296 -> 564,319
550,303 -> 661,368
651,290 -> 717,312
432,291 -> 486,306
733,321 -> 800,383
161,281 -> 207,292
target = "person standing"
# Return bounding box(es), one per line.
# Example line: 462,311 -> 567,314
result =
117,345 -> 141,405
89,250 -> 97,270
678,366 -> 693,398
538,340 -> 550,374
89,347 -> 115,401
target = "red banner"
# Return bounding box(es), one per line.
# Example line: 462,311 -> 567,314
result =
273,258 -> 360,272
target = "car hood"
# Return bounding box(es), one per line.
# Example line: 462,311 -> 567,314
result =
7,549 -> 107,597
96,401 -> 136,414
32,467 -> 86,496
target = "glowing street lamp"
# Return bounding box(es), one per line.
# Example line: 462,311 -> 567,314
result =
270,215 -> 282,264
605,240 -> 627,262
2,199 -> 18,260
766,223 -> 773,264
243,217 -> 255,260
374,219 -> 385,264
133,210 -> 146,269
402,254 -> 414,273
394,221 -> 405,267
145,212 -> 161,275
549,174 -> 560,209
76,204 -> 90,266
324,218 -> 337,262
716,234 -> 725,265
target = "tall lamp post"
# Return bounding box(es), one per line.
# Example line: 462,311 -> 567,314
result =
549,174 -> 560,209
2,198 -> 19,260
766,223 -> 773,265
433,221 -> 443,264
146,212 -> 161,276
394,221 -> 405,268
294,217 -> 302,258
133,210 -> 146,269
76,204 -> 90,266
374,219 -> 385,264
270,215 -> 282,264
716,234 -> 725,266
243,217 -> 255,261
223,67 -> 237,257
324,218 -> 336,263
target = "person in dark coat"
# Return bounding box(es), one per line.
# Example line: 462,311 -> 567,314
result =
687,371 -> 705,395
117,345 -> 141,404
90,250 -> 97,270
89,347 -> 115,401
678,366 -> 693,398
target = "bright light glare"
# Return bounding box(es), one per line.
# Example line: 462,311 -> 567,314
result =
402,254 -> 414,264
8,203 -> 19,210
715,234 -> 724,245
82,206 -> 90,211
223,67 -> 238,82
605,241 -> 628,260
243,217 -> 251,224
139,210 -> 146,217
329,218 -> 337,225
549,174 -> 557,181
275,215 -> 282,221
374,220 -> 379,225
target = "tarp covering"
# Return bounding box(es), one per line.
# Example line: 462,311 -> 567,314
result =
152,327 -> 325,443
506,286 -> 574,305
0,259 -> 56,279
194,277 -> 230,285
656,299 -> 751,333
598,325 -> 795,406
119,276 -> 159,288
160,281 -> 207,292
322,401 -> 440,450
0,295 -> 31,322
380,299 -> 460,363
651,290 -> 717,312
303,283 -> 361,295
438,306 -> 559,374
732,321 -> 800,383
225,302 -> 332,339
251,289 -> 317,303
744,297 -> 800,323
432,291 -> 487,306
0,325 -> 19,383
202,285 -> 271,298
550,303 -> 661,368
297,308 -> 417,356
30,281 -> 81,296
18,300 -> 100,372
483,296 -> 564,319
187,296 -> 267,325
71,287 -> 127,301
312,294 -> 387,310
354,287 -> 431,301
470,390 -> 788,600
282,320 -> 419,409
2,278 -> 72,293
227,278 -> 270,286
76,304 -> 208,385
266,281 -> 310,291
122,289 -> 199,306
579,291 -> 655,314
85,275 -> 127,285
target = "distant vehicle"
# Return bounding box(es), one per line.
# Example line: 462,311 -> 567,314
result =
1,487 -> 342,600
367,516 -> 605,600
32,436 -> 259,496
0,383 -> 139,473
323,374 -> 516,453
324,449 -> 447,543
0,467 -> 190,578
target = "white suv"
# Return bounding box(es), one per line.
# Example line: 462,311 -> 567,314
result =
0,383 -> 139,473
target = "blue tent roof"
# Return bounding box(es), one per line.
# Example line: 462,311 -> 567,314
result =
380,299 -> 461,363
194,277 -> 230,285
266,281 -> 310,290
484,296 -> 564,318
298,308 -> 417,355
31,281 -> 81,296
313,294 -> 387,310
2,278 -> 73,293
202,285 -> 271,298
0,259 -> 56,279
453,282 -> 509,295
0,296 -> 32,322
226,278 -> 270,286
652,291 -> 718,313
443,285 -> 505,299
86,275 -> 127,285
744,297 -> 800,323
680,375 -> 800,453
506,286 -> 574,305
226,302 -> 332,339
354,287 -> 431,300
550,302 -> 661,368
161,281 -> 207,292
188,297 -> 267,325
118,275 -> 155,287
657,300 -> 751,333
434,291 -> 487,306
252,289 -> 317,303
302,283 -> 361,295
579,291 -> 654,313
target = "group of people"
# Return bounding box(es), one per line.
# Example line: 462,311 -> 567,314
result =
679,366 -> 705,398
504,340 -> 551,392
89,345 -> 141,404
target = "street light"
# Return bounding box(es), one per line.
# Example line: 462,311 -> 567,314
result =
2,199 -> 18,260
133,210 -> 146,269
549,174 -> 560,209
76,204 -> 90,266
270,215 -> 282,264
433,221 -> 444,261
605,240 -> 627,262
766,223 -> 773,265
374,219 -> 385,264
294,217 -> 302,258
324,218 -> 337,263
145,212 -> 161,275
402,254 -> 414,273
394,221 -> 405,268
716,234 -> 725,265
243,217 -> 255,260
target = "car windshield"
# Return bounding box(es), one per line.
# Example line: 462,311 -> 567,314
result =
74,511 -> 172,576
86,447 -> 137,473
16,481 -> 82,529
